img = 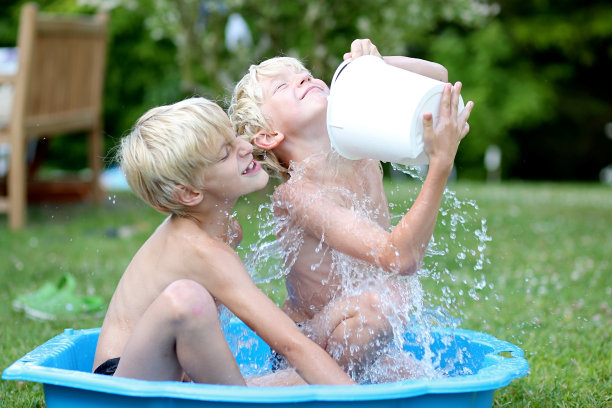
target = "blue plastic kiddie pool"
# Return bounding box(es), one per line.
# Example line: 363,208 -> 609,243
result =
3,319 -> 529,408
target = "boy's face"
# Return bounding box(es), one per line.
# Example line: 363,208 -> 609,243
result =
202,134 -> 269,201
259,68 -> 329,137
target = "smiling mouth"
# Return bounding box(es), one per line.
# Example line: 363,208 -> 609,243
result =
301,86 -> 321,99
242,160 -> 260,175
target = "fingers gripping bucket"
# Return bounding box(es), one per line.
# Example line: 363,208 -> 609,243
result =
327,55 -> 464,165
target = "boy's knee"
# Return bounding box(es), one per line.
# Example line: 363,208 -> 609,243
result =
358,291 -> 390,334
358,291 -> 383,317
161,280 -> 217,322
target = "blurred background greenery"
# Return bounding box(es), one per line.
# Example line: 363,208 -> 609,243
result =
1,0 -> 610,182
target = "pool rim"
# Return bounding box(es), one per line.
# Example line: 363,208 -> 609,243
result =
2,326 -> 529,403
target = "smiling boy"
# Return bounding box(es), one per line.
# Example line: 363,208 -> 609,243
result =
93,97 -> 354,386
229,39 -> 473,380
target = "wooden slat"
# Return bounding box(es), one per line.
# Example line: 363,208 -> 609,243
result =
25,110 -> 96,136
38,17 -> 107,35
0,74 -> 16,84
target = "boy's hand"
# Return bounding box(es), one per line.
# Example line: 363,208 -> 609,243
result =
423,82 -> 474,172
228,217 -> 243,248
343,38 -> 382,60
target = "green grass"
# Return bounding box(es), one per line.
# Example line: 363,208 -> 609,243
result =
1,181 -> 611,407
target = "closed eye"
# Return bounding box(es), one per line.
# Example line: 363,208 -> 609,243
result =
218,145 -> 231,162
273,83 -> 287,94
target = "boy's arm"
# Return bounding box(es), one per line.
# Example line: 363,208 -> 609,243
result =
383,56 -> 448,82
343,38 -> 448,82
279,84 -> 472,275
194,243 -> 355,385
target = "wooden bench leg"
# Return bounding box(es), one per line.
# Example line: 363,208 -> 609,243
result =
9,129 -> 26,230
88,127 -> 103,204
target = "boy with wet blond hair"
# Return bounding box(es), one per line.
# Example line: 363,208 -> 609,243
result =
93,97 -> 354,386
229,39 -> 474,381
229,56 -> 307,179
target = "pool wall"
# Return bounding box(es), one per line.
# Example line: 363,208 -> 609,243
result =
3,320 -> 529,408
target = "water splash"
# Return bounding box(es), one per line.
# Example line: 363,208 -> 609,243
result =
239,155 -> 492,383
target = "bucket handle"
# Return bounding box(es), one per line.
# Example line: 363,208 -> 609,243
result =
330,58 -> 352,88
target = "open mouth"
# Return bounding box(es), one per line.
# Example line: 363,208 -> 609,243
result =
242,160 -> 261,175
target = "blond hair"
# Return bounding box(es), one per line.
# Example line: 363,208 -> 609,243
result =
118,97 -> 235,216
229,57 -> 308,180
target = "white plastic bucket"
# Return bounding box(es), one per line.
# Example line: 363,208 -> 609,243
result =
326,55 -> 464,165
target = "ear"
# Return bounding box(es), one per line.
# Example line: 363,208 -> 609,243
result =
174,184 -> 203,207
254,130 -> 285,151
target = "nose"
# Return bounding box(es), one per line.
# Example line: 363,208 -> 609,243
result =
293,71 -> 311,87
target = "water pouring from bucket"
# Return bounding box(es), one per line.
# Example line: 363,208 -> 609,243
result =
327,55 -> 465,166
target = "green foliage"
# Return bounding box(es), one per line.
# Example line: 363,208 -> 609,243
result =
424,21 -> 558,177
468,1 -> 612,180
84,0 -> 496,101
80,0 -> 612,180
101,3 -> 183,147
1,0 -> 610,179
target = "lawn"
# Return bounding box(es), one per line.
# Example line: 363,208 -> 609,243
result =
1,180 -> 610,407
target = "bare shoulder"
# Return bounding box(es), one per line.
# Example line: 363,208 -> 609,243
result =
148,218 -> 241,280
163,223 -> 252,296
181,226 -> 238,263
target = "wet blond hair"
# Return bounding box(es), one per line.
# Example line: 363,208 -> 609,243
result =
118,97 -> 235,216
229,57 -> 309,180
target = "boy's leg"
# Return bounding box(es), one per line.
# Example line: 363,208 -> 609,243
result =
114,279 -> 245,385
246,369 -> 307,387
306,291 -> 393,376
363,350 -> 425,383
